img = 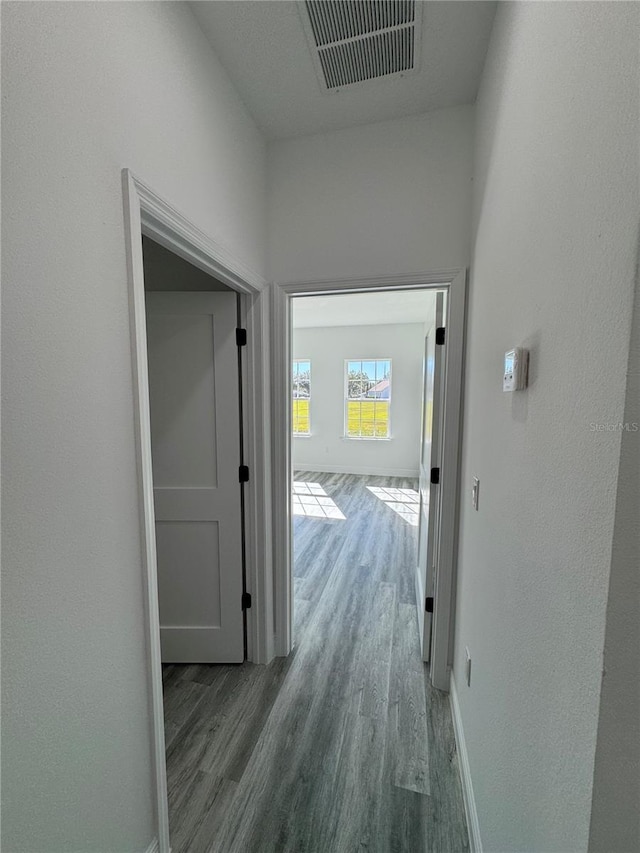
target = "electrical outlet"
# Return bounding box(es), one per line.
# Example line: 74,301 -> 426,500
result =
465,647 -> 472,686
472,477 -> 480,511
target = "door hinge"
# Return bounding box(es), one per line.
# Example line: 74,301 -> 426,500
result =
236,328 -> 247,347
242,592 -> 252,610
436,326 -> 446,346
430,467 -> 440,485
425,596 -> 434,613
239,465 -> 250,483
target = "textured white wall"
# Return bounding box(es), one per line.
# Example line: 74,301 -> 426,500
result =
268,105 -> 473,282
453,3 -> 639,851
1,3 -> 266,851
292,323 -> 426,477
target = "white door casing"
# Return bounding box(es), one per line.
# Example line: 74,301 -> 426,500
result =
124,170 -> 273,853
146,291 -> 244,663
270,269 -> 467,692
416,292 -> 445,661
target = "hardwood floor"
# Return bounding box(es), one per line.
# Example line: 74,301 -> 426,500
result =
163,472 -> 469,852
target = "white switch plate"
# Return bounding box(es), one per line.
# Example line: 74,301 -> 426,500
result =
472,477 -> 480,511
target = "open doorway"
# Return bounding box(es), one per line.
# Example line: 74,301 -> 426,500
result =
142,236 -> 250,848
290,289 -> 443,664
271,272 -> 467,693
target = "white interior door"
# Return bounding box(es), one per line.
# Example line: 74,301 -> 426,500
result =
416,292 -> 445,661
146,291 -> 244,663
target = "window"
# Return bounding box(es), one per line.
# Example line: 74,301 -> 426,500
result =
345,359 -> 391,438
292,360 -> 311,435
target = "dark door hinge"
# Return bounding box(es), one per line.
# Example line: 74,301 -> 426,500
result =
236,328 -> 247,347
425,596 -> 434,613
436,326 -> 446,346
430,467 -> 440,485
242,592 -> 252,610
239,465 -> 250,483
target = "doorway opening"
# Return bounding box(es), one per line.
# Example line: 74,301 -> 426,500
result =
271,272 -> 467,693
142,235 -> 250,848
290,288 -> 445,664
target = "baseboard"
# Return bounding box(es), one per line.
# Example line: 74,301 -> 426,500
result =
143,839 -> 159,853
449,674 -> 483,853
293,463 -> 419,478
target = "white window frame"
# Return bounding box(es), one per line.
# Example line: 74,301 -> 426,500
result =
292,359 -> 311,436
344,357 -> 392,440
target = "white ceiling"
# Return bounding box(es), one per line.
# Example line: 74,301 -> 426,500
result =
292,289 -> 438,328
191,1 -> 496,140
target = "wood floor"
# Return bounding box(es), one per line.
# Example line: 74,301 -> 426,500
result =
162,472 -> 469,852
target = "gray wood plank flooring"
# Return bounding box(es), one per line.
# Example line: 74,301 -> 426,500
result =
163,472 -> 469,852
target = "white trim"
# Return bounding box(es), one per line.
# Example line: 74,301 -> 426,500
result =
143,840 -> 160,853
450,674 -> 483,853
271,283 -> 292,656
272,271 -> 467,692
292,463 -> 419,478
430,269 -> 467,690
278,269 -> 460,293
122,169 -> 273,853
241,289 -> 275,664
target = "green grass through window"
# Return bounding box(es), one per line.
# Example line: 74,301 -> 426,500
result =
292,399 -> 310,434
346,401 -> 389,438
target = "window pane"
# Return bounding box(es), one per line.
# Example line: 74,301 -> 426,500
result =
374,402 -> 389,437
346,400 -> 361,436
348,380 -> 362,399
362,361 -> 376,383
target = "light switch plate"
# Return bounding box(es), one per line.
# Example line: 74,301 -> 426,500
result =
472,477 -> 480,511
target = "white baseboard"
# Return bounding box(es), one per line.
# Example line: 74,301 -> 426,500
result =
292,463 -> 419,478
449,674 -> 483,853
144,839 -> 159,853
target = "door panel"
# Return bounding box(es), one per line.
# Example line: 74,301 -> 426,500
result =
147,312 -> 219,488
416,292 -> 445,661
155,521 -> 221,627
146,291 -> 244,663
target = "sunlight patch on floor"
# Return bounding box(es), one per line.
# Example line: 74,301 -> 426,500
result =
292,481 -> 346,520
367,486 -> 420,526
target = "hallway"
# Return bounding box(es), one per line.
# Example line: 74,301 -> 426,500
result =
163,473 -> 469,852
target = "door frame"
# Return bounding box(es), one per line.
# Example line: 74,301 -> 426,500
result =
122,169 -> 274,853
271,270 -> 467,692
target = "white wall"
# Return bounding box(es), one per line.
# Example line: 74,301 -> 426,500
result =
1,3 -> 266,851
588,275 -> 640,853
453,3 -> 639,852
292,323 -> 426,477
268,105 -> 473,282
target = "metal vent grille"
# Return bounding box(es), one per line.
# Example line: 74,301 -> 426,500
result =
306,0 -> 415,47
303,0 -> 419,90
318,27 -> 413,88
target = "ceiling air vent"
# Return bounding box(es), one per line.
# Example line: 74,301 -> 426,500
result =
301,0 -> 422,91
